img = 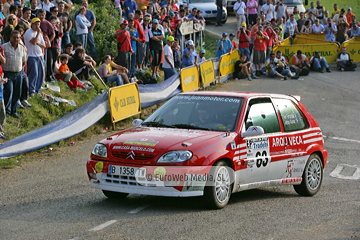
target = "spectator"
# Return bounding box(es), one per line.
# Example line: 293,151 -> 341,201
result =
215,0 -> 223,26
24,17 -> 46,96
276,18 -> 284,39
336,47 -> 357,71
321,11 -> 329,26
133,10 -> 146,73
128,18 -> 138,77
114,19 -> 133,74
141,16 -> 151,69
300,20 -> 312,35
68,47 -> 92,80
0,2 -> 5,20
123,0 -> 137,20
74,0 -> 96,58
9,4 -> 19,19
149,19 -> 164,78
275,0 -> 287,20
265,52 -> 290,81
331,4 -> 340,18
172,38 -> 181,71
182,40 -> 196,68
234,54 -> 257,81
2,13 -> 18,42
336,16 -> 348,43
312,19 -> 324,34
237,22 -> 251,61
233,0 -> 246,31
252,25 -> 269,76
272,27 -> 283,47
264,22 -> 275,58
350,22 -> 360,38
246,0 -> 258,25
260,0 -> 275,22
290,50 -> 310,76
0,47 -> 6,138
315,1 -> 325,20
229,33 -> 237,51
346,7 -> 354,25
216,32 -> 232,59
30,0 -> 39,19
310,50 -> 331,73
75,6 -> 90,50
63,42 -> 73,56
38,0 -> 54,13
163,36 -> 176,80
46,15 -> 63,82
293,6 -> 300,20
284,14 -> 298,39
98,54 -> 130,86
324,17 -> 337,41
2,30 -> 27,119
274,50 -> 298,79
333,8 -> 345,25
141,5 -> 147,17
297,12 -> 306,32
197,49 -> 206,64
306,2 -> 318,18
16,7 -> 31,33
3,0 -> 13,18
57,1 -> 72,51
307,12 -> 315,24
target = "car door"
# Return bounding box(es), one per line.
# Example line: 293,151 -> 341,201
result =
238,97 -> 286,185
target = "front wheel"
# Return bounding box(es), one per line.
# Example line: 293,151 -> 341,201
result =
294,154 -> 323,196
204,160 -> 232,209
102,190 -> 129,199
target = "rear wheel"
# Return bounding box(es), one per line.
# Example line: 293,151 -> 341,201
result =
294,154 -> 323,196
102,190 -> 129,199
204,160 -> 232,209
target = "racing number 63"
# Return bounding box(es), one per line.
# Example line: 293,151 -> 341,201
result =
256,151 -> 269,168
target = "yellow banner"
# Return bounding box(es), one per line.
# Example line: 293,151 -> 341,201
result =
273,43 -> 339,63
219,50 -> 240,76
342,40 -> 360,62
199,59 -> 215,87
108,83 -> 141,123
180,66 -> 199,92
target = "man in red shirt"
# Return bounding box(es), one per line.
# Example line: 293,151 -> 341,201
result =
264,21 -> 275,58
134,10 -> 146,71
252,25 -> 269,76
237,22 -> 251,60
113,20 -> 133,73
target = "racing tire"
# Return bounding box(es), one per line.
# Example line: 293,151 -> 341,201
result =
102,190 -> 129,199
204,160 -> 232,209
293,154 -> 323,196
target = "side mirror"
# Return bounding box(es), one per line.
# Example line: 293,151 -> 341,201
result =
132,119 -> 143,127
304,0 -> 308,6
241,126 -> 265,138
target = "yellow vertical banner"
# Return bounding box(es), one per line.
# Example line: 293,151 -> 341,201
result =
199,59 -> 215,87
180,66 -> 200,92
219,50 -> 240,76
108,83 -> 141,124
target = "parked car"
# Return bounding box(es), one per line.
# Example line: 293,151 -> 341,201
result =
284,0 -> 306,16
184,0 -> 227,24
87,91 -> 328,209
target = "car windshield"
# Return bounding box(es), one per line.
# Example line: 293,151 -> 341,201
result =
189,0 -> 215,3
284,0 -> 303,4
142,95 -> 243,132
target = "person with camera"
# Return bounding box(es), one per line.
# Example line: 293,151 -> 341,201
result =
336,47 -> 357,71
336,16 -> 348,44
350,22 -> 360,38
324,18 -> 337,41
265,52 -> 293,81
252,25 -> 269,76
234,54 -> 257,81
290,50 -> 311,76
216,32 -> 232,59
264,22 -> 275,58
310,51 -> 331,73
237,22 -> 251,61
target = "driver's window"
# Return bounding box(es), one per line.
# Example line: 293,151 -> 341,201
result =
245,98 -> 280,134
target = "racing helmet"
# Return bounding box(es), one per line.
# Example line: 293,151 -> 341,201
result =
196,101 -> 213,124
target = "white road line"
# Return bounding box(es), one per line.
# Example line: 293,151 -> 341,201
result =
330,164 -> 360,180
89,220 -> 117,232
128,205 -> 150,214
324,135 -> 360,144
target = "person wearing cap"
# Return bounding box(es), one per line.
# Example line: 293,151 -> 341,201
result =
2,30 -> 27,119
233,0 -> 246,31
346,7 -> 354,25
141,5 -> 147,17
216,32 -> 232,59
123,0 -> 138,20
162,36 -> 175,80
350,22 -> 360,38
252,25 -> 269,76
197,49 -> 206,64
290,50 -> 310,76
24,17 -> 46,96
114,19 -> 133,73
237,22 -> 251,61
246,0 -> 258,25
265,52 -> 291,81
182,39 -> 197,68
312,18 -> 324,34
149,19 -> 164,79
310,51 -> 331,73
229,33 -> 237,51
336,47 -> 357,71
324,17 -> 337,41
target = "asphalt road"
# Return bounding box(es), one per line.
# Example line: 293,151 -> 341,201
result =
1,16 -> 360,240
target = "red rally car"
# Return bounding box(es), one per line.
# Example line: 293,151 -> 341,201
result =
87,91 -> 328,209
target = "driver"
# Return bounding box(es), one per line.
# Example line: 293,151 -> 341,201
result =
193,102 -> 227,130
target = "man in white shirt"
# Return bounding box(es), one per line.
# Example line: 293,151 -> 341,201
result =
260,0 -> 275,22
336,47 -> 357,71
233,0 -> 246,31
23,17 -> 46,96
162,36 -> 176,80
197,49 -> 206,63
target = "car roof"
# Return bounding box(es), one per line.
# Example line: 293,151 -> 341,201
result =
179,91 -> 301,102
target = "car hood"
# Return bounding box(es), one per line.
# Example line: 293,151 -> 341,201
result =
102,127 -> 231,165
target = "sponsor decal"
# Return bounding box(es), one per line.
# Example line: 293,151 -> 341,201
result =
246,137 -> 271,168
281,177 -> 302,184
272,136 -> 303,147
94,162 -> 103,173
124,138 -> 159,147
174,95 -> 241,103
113,145 -> 155,152
286,160 -> 294,178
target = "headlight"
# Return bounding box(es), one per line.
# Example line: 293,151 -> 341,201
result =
92,143 -> 107,158
157,151 -> 193,163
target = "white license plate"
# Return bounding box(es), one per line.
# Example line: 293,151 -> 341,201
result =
108,165 -> 146,177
